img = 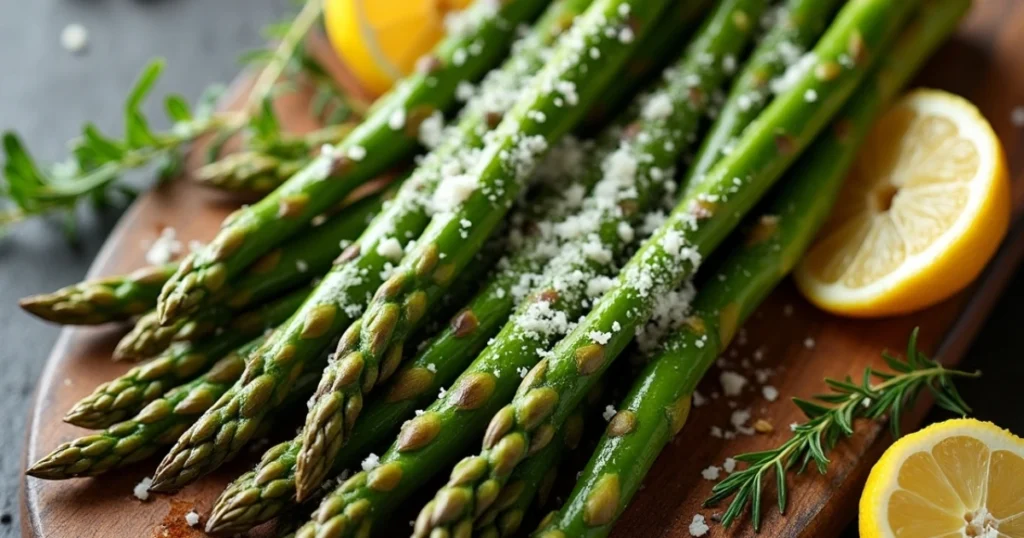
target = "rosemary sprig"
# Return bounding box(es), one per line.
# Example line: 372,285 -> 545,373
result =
704,328 -> 981,531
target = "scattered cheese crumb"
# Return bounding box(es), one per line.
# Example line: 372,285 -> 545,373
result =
762,385 -> 779,402
388,109 -> 406,130
145,227 -> 182,265
1012,106 -> 1024,127
133,477 -> 153,501
347,145 -> 367,161
642,93 -> 674,121
376,237 -> 404,260
701,465 -> 721,480
602,405 -> 616,422
60,23 -> 89,54
184,511 -> 200,527
361,453 -> 381,472
692,391 -> 706,407
719,371 -> 748,397
689,514 -> 710,537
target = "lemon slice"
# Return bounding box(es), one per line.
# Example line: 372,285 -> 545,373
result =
324,0 -> 473,96
860,418 -> 1024,538
794,89 -> 1010,317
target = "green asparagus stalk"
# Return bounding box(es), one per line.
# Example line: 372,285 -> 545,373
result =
64,288 -> 309,429
156,0 -> 551,324
20,187 -> 383,332
293,0 -> 687,500
148,0 -> 593,493
204,137 -> 602,534
296,2 -> 762,533
30,337 -> 264,479
110,191 -> 386,361
539,3 -> 973,531
195,124 -> 358,195
416,0 -> 923,534
19,265 -> 175,325
580,0 -> 714,129
683,0 -> 844,192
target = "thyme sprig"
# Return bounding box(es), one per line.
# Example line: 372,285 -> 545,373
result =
704,328 -> 980,531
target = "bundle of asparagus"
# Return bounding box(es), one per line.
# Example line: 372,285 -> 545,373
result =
20,0 -> 976,535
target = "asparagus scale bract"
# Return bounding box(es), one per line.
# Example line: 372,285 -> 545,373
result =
205,134 -> 602,534
540,3 -> 971,533
293,0 -> 679,500
416,0 -> 923,534
65,288 -> 309,429
156,0 -> 552,324
149,0 -> 578,493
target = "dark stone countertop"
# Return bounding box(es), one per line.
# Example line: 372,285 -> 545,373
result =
0,2 -> 1020,537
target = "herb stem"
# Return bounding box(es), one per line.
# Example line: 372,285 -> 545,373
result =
246,0 -> 324,114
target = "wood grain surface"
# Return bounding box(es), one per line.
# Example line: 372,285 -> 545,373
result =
21,2 -> 1024,537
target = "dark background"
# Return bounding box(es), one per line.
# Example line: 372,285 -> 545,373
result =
0,2 -> 1020,537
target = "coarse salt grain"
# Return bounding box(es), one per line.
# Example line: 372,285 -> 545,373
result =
184,511 -> 200,527
762,385 -> 779,402
602,405 -> 616,422
701,465 -> 721,480
804,337 -> 815,349
723,457 -> 737,473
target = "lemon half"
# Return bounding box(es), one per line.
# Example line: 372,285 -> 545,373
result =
795,90 -> 1010,317
860,418 -> 1024,538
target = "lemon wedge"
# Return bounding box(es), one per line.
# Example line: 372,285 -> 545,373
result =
794,89 -> 1010,317
860,418 -> 1024,538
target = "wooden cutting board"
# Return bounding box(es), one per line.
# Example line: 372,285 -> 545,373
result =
21,2 -> 1024,537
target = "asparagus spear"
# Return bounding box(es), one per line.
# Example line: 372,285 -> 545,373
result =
205,137 -> 601,534
30,337 -> 264,479
64,288 -> 309,429
19,265 -> 175,325
156,0 -> 551,324
20,188 -> 383,331
541,6 -> 970,533
294,0 -> 685,501
110,191 -> 386,361
416,0 -> 922,533
149,0 -> 596,492
683,0 -> 844,192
